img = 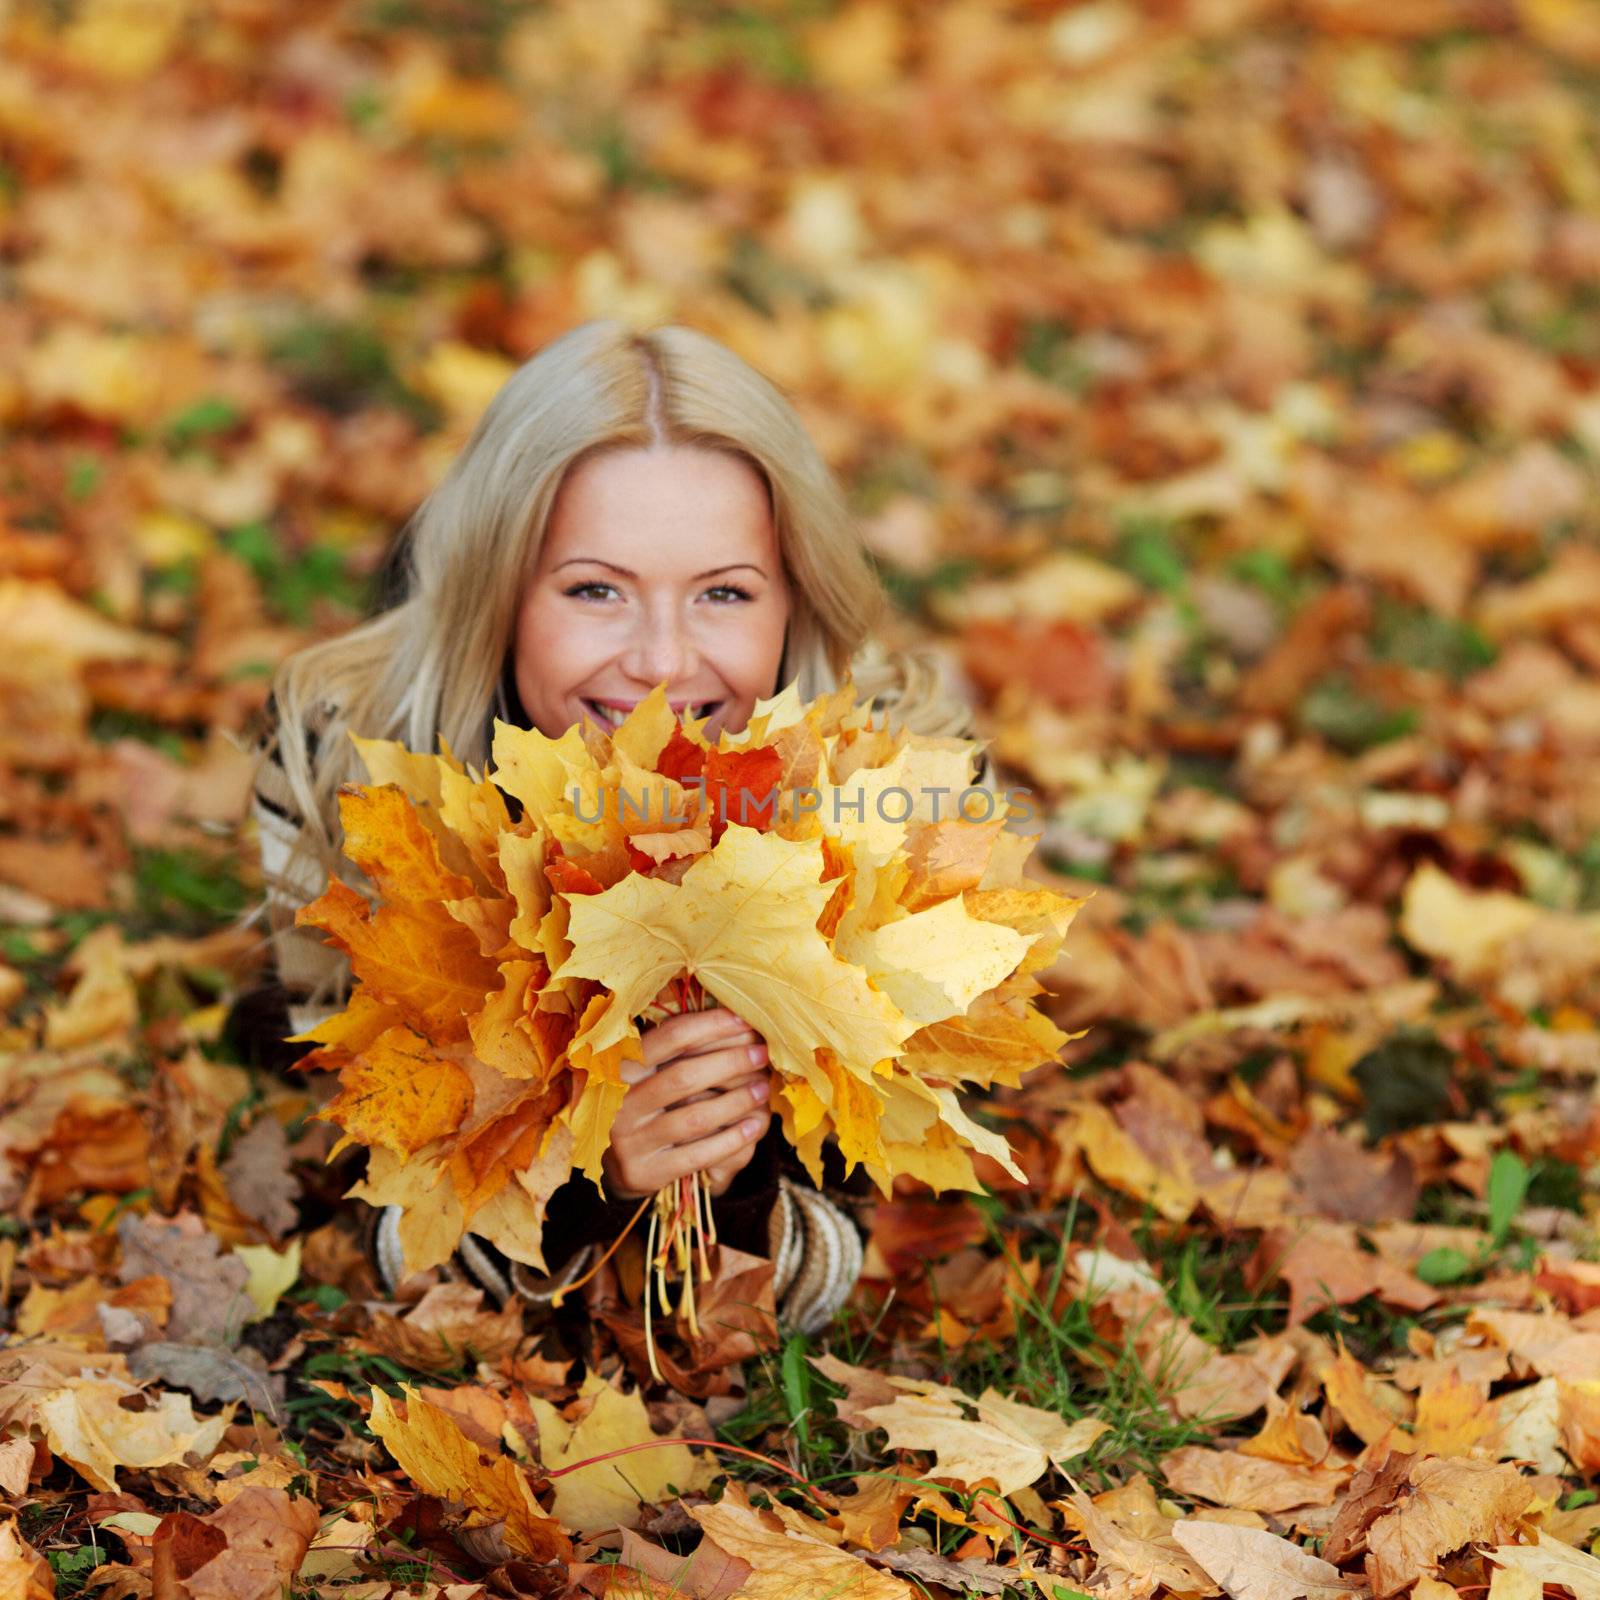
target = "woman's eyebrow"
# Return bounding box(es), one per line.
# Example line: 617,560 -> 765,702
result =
554,558 -> 766,580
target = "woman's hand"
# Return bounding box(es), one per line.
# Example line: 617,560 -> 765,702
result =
600,1005 -> 774,1201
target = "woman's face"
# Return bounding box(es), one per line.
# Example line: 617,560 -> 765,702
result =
514,444 -> 792,743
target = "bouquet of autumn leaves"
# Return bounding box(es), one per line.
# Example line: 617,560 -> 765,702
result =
293,678 -> 1080,1340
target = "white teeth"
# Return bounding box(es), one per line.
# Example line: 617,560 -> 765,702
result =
587,700 -> 717,726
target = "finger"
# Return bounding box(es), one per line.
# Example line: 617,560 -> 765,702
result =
652,1113 -> 769,1188
703,1138 -> 758,1194
628,1044 -> 770,1116
654,1084 -> 770,1148
639,1005 -> 758,1066
666,1067 -> 771,1111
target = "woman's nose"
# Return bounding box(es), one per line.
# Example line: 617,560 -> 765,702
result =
625,610 -> 698,684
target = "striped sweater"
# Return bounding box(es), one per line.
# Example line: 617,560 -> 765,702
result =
231,667 -> 999,1333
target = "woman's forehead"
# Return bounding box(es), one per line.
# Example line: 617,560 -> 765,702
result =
539,445 -> 779,572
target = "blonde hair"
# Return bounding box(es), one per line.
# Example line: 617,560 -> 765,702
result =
264,319 -> 977,888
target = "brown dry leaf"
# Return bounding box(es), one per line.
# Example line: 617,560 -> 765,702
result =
1262,1223 -> 1438,1328
0,1438 -> 34,1496
1288,1128 -> 1418,1224
1533,1260 -> 1600,1317
116,1210 -> 254,1346
1363,1456 -> 1535,1598
1322,1450 -> 1414,1565
128,1341 -> 285,1414
809,1351 -> 900,1425
868,1545 -> 1028,1595
218,1115 -> 299,1243
1469,1309 -> 1600,1383
159,1487 -> 319,1600
363,1281 -> 525,1373
616,1528 -> 753,1600
1159,1447 -> 1348,1514
1102,1286 -> 1298,1423
1171,1520 -> 1364,1600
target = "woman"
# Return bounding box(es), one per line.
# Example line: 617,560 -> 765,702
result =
231,319 -> 998,1338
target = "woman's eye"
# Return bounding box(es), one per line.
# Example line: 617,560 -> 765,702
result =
563,581 -> 752,603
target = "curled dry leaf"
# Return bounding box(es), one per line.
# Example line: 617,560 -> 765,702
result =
0,1518 -> 53,1600
1063,1490 -> 1220,1600
1485,1532 -> 1600,1600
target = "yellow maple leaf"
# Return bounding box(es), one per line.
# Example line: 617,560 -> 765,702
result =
315,1025 -> 474,1158
836,892 -> 1033,1025
551,822 -> 916,1104
309,678 -> 1077,1261
368,1387 -> 570,1562
527,1371 -> 715,1532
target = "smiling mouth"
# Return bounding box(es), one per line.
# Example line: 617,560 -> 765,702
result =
582,700 -> 723,729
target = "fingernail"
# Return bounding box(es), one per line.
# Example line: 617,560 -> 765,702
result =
747,1044 -> 766,1064
741,1117 -> 761,1137
750,1079 -> 770,1101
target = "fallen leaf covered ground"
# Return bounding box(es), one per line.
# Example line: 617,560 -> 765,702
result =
4,1 -> 1600,1596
